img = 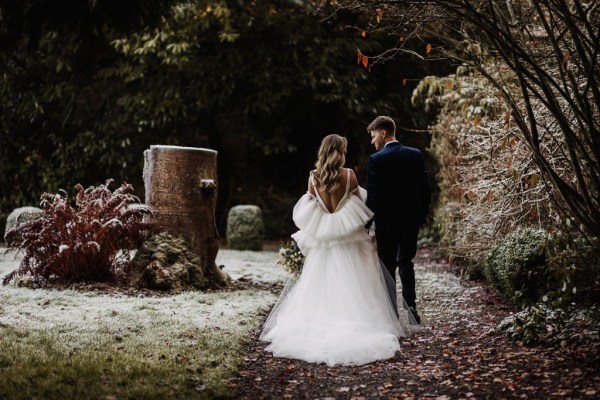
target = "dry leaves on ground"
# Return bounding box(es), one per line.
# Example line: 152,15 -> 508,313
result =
229,249 -> 600,399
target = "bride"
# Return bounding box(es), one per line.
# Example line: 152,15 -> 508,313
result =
260,134 -> 416,367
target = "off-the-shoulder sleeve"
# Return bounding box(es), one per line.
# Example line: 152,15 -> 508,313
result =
290,191 -> 373,255
353,186 -> 368,203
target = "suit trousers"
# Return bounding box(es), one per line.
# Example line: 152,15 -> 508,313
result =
375,225 -> 420,309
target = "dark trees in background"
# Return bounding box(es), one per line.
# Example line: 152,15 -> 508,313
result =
0,0 -> 451,238
0,0 -> 180,236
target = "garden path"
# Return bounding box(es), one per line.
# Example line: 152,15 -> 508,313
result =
230,248 -> 600,399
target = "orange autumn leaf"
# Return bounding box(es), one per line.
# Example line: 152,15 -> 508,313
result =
446,81 -> 452,90
357,50 -> 362,64
399,36 -> 405,42
511,136 -> 517,147
473,116 -> 480,127
362,55 -> 369,68
530,208 -> 538,220
530,173 -> 540,188
507,156 -> 513,171
426,43 -> 432,54
562,50 -> 570,66
361,31 -> 366,38
503,110 -> 511,129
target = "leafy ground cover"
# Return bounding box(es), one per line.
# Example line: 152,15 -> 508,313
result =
230,249 -> 600,399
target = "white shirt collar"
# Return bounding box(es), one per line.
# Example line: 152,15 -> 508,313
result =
384,140 -> 398,147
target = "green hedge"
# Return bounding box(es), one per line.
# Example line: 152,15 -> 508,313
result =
487,228 -> 600,344
226,205 -> 264,251
484,228 -> 553,306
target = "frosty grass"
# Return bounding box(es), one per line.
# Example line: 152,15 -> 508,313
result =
0,248 -> 283,399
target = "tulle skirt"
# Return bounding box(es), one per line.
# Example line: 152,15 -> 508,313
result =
260,237 -> 409,367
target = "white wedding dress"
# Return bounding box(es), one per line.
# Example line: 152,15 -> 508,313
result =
260,171 -> 414,367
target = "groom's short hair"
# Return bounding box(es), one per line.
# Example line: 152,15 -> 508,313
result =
367,116 -> 396,137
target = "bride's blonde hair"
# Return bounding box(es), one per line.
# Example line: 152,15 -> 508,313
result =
313,134 -> 348,193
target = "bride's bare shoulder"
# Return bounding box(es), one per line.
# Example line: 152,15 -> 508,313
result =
307,170 -> 317,195
347,168 -> 358,191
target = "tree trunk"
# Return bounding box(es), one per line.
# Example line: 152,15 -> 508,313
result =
143,145 -> 228,287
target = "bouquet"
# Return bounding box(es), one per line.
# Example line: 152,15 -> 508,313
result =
277,239 -> 305,277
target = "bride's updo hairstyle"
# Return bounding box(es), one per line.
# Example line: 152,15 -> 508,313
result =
313,134 -> 348,193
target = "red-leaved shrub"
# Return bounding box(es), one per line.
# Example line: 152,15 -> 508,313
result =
3,179 -> 155,285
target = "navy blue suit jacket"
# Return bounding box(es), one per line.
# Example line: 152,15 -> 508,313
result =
366,142 -> 431,230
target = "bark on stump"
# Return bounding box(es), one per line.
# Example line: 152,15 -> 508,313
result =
143,145 -> 229,288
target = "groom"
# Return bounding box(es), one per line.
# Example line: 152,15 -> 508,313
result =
366,116 -> 431,324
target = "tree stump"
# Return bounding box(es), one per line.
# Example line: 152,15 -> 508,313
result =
143,145 -> 229,288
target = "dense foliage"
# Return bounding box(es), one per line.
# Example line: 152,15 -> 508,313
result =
321,0 -> 600,242
226,205 -> 265,251
0,0 -> 179,49
1,0 -> 434,238
395,0 -> 600,341
499,300 -> 600,345
3,180 -> 154,285
412,71 -> 558,269
484,228 -> 551,307
414,68 -> 599,343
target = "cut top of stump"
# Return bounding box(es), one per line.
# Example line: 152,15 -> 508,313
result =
147,145 -> 217,154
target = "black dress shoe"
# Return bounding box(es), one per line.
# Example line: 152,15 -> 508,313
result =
408,306 -> 421,325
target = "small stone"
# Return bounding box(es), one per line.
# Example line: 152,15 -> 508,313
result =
4,206 -> 43,242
